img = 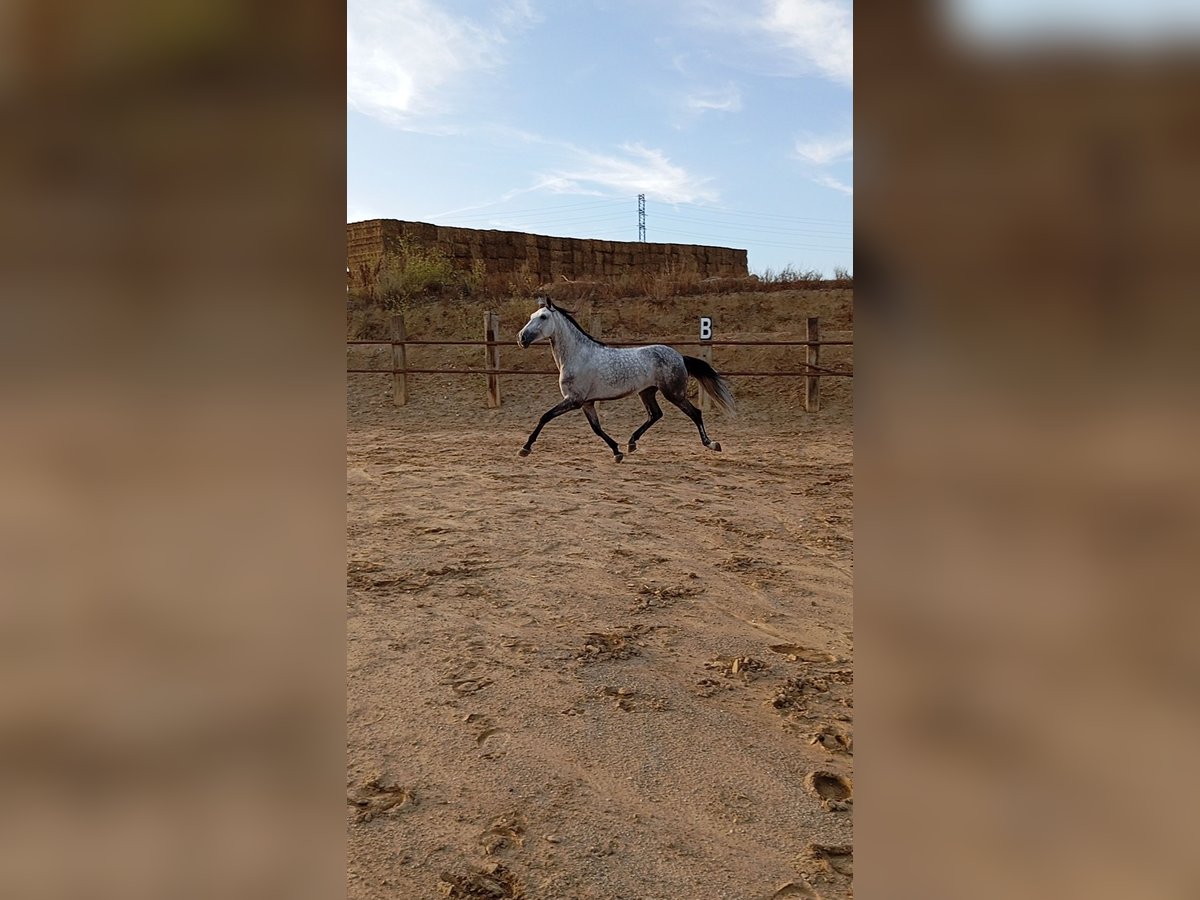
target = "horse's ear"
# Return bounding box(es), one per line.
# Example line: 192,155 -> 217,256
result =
536,293 -> 554,310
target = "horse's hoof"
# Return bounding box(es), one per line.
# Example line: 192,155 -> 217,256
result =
614,452 -> 624,463
518,447 -> 530,457
710,442 -> 722,452
627,441 -> 637,453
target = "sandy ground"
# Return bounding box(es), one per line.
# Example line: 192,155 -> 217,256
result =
347,302 -> 853,899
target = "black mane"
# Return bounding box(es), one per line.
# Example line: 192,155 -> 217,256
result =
553,305 -> 605,346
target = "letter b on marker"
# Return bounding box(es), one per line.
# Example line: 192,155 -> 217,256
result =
699,316 -> 712,341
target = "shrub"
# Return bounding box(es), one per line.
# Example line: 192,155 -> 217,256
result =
375,240 -> 462,309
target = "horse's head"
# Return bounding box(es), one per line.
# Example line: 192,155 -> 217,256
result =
517,294 -> 559,349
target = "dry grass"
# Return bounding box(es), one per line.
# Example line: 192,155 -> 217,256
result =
348,287 -> 853,344
351,241 -> 487,309
348,260 -> 852,341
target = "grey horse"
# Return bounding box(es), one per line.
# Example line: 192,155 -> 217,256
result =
516,294 -> 735,461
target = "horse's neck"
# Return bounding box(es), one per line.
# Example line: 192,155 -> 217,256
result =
549,321 -> 591,371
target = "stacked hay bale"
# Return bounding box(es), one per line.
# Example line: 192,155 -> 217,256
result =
345,219 -> 749,291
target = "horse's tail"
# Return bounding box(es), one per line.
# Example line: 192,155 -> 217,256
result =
683,355 -> 737,413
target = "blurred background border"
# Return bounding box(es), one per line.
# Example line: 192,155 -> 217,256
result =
857,2 -> 1200,898
2,0 -> 1199,897
0,3 -> 346,898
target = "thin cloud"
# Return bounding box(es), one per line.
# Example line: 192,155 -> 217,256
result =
525,176 -> 609,198
430,171 -> 603,219
690,0 -> 852,87
793,133 -> 853,165
811,174 -> 853,195
763,0 -> 853,85
685,85 -> 743,114
432,140 -> 713,218
439,129 -> 718,201
792,128 -> 853,194
347,0 -> 537,125
543,143 -> 719,204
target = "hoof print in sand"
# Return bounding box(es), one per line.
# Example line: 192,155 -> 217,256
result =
764,878 -> 821,899
347,774 -> 418,823
480,811 -> 527,856
449,677 -> 494,695
438,862 -> 525,899
809,725 -> 853,754
578,628 -> 643,662
600,684 -> 637,711
771,677 -> 810,715
771,672 -> 853,724
476,727 -> 510,760
805,771 -> 852,812
805,843 -> 853,879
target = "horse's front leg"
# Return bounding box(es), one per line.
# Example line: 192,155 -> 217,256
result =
581,401 -> 624,462
519,398 -> 581,456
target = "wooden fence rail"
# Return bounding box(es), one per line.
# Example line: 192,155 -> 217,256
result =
348,312 -> 852,412
347,339 -> 853,346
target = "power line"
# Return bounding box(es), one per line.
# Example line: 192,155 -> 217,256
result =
440,197 -> 626,223
445,212 -> 631,229
482,210 -> 631,224
651,212 -> 853,239
431,196 -> 851,228
672,202 -> 852,227
650,227 -> 850,251
477,213 -> 632,231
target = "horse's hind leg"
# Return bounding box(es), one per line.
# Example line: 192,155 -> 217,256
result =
663,389 -> 721,452
520,398 -> 580,456
627,388 -> 663,453
581,401 -> 624,462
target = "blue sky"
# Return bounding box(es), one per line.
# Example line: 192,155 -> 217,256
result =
347,0 -> 853,276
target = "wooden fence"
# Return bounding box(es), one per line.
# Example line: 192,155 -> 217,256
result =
347,313 -> 852,412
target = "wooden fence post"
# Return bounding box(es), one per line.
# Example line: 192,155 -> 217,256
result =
390,313 -> 408,407
485,312 -> 501,408
804,316 -> 820,412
